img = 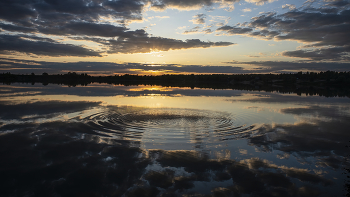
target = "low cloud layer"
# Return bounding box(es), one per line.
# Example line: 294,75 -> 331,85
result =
0,58 -> 247,75
2,58 -> 350,75
223,60 -> 350,72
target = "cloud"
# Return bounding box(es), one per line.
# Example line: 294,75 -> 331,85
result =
0,22 -> 234,55
190,14 -> 207,24
150,0 -> 214,10
245,0 -> 277,6
217,25 -> 253,34
324,0 -> 350,7
0,0 -> 236,56
3,57 -> 350,75
37,22 -> 133,38
223,60 -> 350,72
282,4 -> 296,10
242,8 -> 252,12
0,58 -> 253,75
183,26 -> 201,34
105,34 -> 234,53
0,23 -> 37,33
0,0 -> 241,25
282,46 -> 350,61
203,28 -> 213,34
149,0 -> 241,11
0,0 -> 145,27
217,3 -> 350,60
0,35 -> 101,57
0,1 -> 37,22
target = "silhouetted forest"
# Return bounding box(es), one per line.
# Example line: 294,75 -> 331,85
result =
1,71 -> 350,97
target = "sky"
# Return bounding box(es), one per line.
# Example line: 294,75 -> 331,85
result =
0,0 -> 349,75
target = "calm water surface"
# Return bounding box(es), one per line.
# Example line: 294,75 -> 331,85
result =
0,83 -> 349,196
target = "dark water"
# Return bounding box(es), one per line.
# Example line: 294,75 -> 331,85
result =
0,83 -> 349,197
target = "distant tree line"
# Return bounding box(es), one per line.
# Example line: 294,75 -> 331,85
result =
1,71 -> 350,97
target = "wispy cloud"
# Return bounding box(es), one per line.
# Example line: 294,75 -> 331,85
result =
242,8 -> 252,12
190,14 -> 207,24
245,0 -> 277,6
282,4 -> 296,10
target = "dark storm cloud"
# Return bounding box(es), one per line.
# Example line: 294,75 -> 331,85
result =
217,3 -> 350,60
0,35 -> 101,57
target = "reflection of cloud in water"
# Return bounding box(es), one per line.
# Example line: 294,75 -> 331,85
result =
280,105 -> 350,120
0,107 -> 347,196
141,150 -> 336,196
0,84 -> 349,196
81,106 -> 263,146
249,105 -> 350,170
0,100 -> 102,120
227,92 -> 350,105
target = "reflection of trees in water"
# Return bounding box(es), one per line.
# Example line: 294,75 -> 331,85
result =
2,72 -> 350,98
0,120 -> 343,197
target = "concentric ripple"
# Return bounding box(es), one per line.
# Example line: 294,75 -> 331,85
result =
81,106 -> 264,144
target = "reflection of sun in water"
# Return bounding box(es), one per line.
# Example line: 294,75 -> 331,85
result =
128,86 -> 173,92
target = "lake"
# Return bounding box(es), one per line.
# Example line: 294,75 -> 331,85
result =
0,83 -> 349,197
